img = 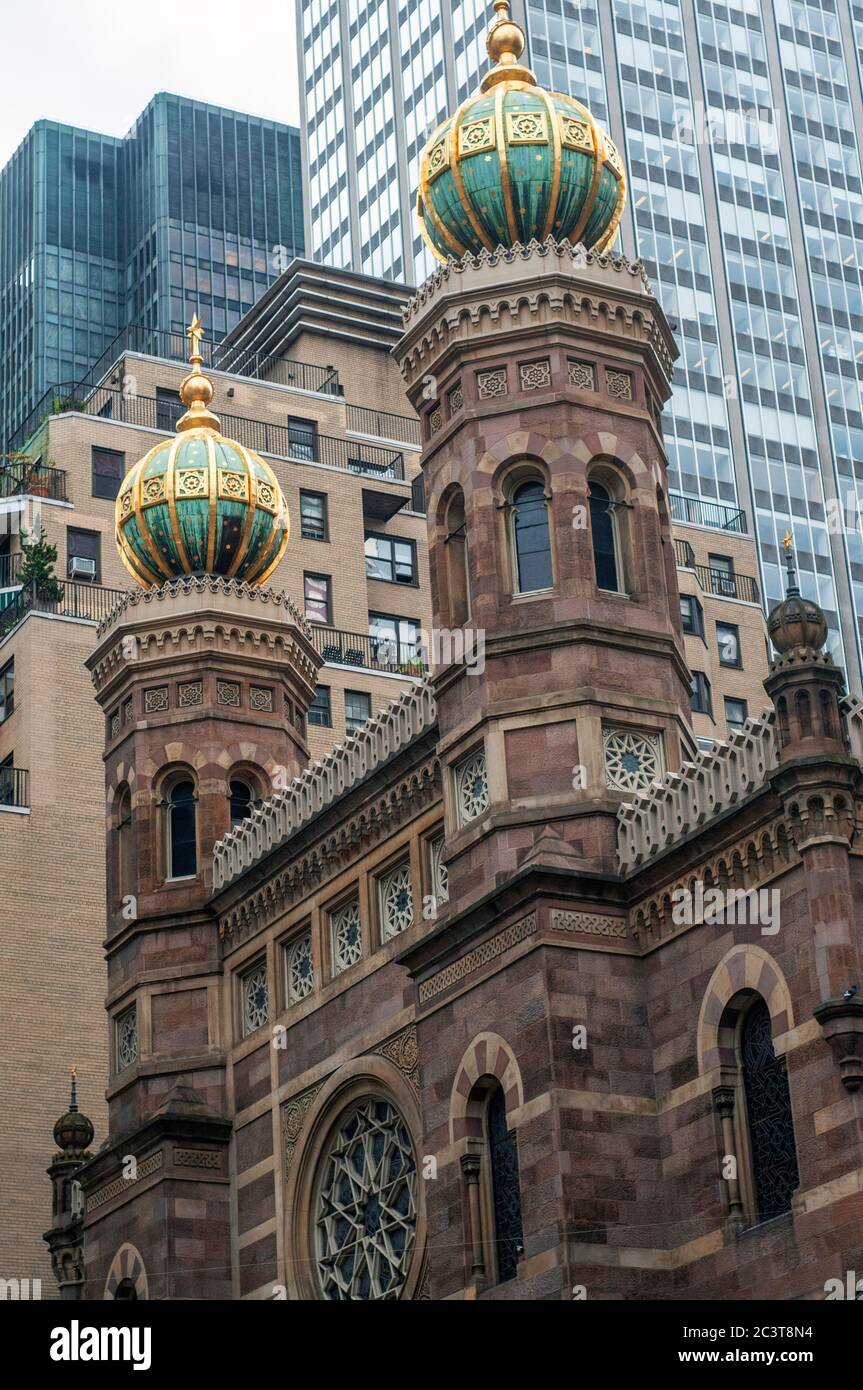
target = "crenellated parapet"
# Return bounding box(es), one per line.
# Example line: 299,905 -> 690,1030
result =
213,682 -> 438,890
617,713 -> 779,872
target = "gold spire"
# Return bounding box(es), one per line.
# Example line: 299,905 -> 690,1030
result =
481,0 -> 536,91
176,312 -> 221,434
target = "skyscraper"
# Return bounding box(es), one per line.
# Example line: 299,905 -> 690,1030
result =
0,94 -> 304,450
297,0 -> 863,690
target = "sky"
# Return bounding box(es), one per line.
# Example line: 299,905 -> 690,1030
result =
0,0 -> 301,167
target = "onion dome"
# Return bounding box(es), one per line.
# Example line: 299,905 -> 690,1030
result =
417,0 -> 626,262
115,315 -> 290,588
767,534 -> 828,655
53,1069 -> 94,1158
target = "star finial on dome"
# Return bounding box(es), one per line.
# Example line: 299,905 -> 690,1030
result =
482,0 -> 535,91
782,531 -> 800,597
176,312 -> 221,433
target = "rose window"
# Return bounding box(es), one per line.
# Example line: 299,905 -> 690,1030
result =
314,1098 -> 418,1300
603,728 -> 663,793
380,863 -> 414,941
455,750 -> 489,824
287,932 -> 314,1003
332,898 -> 362,973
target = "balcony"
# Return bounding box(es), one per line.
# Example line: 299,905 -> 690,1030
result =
674,539 -> 760,604
61,386 -> 411,485
6,323 -> 343,454
0,580 -> 125,646
670,492 -> 746,533
0,457 -> 68,503
0,766 -> 29,810
347,404 -> 421,449
0,553 -> 21,589
309,625 -> 428,677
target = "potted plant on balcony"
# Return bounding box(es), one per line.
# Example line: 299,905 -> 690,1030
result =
18,526 -> 63,603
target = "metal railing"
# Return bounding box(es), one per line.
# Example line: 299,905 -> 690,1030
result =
0,458 -> 68,502
0,580 -> 125,645
670,492 -> 746,533
0,553 -> 22,588
0,765 -> 29,809
6,324 -> 343,453
347,404 -> 421,448
60,386 -> 407,482
310,625 -> 428,676
674,539 -> 759,604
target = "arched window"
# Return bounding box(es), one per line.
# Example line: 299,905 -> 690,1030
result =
229,779 -> 253,828
510,480 -> 553,593
166,778 -> 197,879
486,1084 -> 524,1283
740,998 -> 799,1223
445,490 -> 470,625
114,1278 -> 138,1301
795,690 -> 812,739
116,787 -> 134,902
589,480 -> 621,591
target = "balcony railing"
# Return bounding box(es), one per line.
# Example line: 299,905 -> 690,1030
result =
0,553 -> 21,588
347,404 -> 422,448
0,580 -> 125,645
670,492 -> 746,533
64,386 -> 408,483
310,625 -> 428,676
0,458 -> 68,502
0,767 -> 28,811
6,323 -> 343,453
674,539 -> 760,604
0,766 -> 29,809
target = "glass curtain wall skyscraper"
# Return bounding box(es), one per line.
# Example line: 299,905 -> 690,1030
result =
298,0 -> 863,691
0,95 -> 304,449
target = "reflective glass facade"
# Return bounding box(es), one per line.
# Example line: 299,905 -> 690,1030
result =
298,0 -> 863,688
0,95 -> 303,448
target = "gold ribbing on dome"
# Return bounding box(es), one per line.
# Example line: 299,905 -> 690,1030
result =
176,313 -> 221,433
482,0 -> 536,90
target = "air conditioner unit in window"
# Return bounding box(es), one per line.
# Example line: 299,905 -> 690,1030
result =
69,556 -> 96,581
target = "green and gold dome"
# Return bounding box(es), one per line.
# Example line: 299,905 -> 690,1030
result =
417,1 -> 626,261
115,317 -> 290,588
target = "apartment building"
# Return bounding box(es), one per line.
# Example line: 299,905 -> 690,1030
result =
0,259 -> 429,1291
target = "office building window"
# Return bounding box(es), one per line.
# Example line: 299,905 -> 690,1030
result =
345,689 -> 371,735
680,594 -> 704,638
365,533 -> 417,585
690,671 -> 713,718
300,490 -> 328,541
92,447 -> 126,501
0,659 -> 13,724
289,417 -> 318,462
309,685 -> 332,727
67,528 -> 101,582
304,572 -> 332,624
717,623 -> 741,668
725,697 -> 748,731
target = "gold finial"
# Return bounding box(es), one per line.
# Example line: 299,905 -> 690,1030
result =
783,532 -> 793,549
176,312 -> 221,433
482,0 -> 535,91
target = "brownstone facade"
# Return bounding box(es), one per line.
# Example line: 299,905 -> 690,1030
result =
47,240 -> 862,1303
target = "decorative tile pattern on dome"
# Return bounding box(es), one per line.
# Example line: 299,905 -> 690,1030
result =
519,359 -> 551,391
176,469 -> 207,497
460,116 -> 495,155
218,470 -> 249,501
455,749 -> 490,824
506,109 -> 548,144
141,476 -> 166,506
560,116 -> 593,151
427,136 -> 448,180
256,481 -> 278,512
604,727 -> 663,793
119,491 -> 134,519
379,862 -> 414,942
